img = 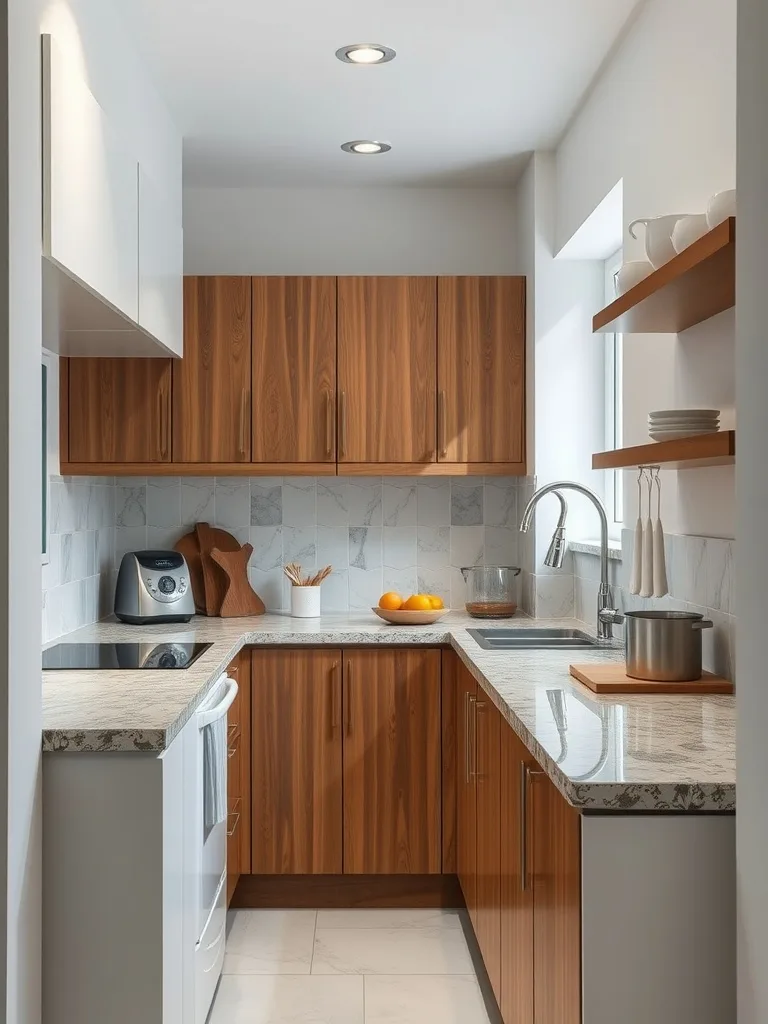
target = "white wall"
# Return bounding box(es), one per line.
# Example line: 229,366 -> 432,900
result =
7,0 -> 180,1017
183,187 -> 519,275
736,0 -> 768,1018
555,0 -> 737,537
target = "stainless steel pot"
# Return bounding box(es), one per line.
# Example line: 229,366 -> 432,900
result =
624,610 -> 713,682
460,565 -> 521,618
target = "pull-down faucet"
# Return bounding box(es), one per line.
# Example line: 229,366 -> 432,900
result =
520,481 -> 623,641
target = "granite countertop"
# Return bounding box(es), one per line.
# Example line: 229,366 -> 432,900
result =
42,612 -> 736,813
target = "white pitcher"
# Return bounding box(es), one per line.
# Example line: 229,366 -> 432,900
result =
628,214 -> 691,269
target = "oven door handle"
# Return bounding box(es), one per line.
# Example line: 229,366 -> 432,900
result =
196,675 -> 239,730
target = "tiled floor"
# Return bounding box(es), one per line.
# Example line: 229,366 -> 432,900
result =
209,908 -> 492,1023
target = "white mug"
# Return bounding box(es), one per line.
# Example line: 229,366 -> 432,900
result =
706,189 -> 736,229
629,214 -> 691,269
671,214 -> 710,254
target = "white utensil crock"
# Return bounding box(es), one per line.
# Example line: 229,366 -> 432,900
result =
291,586 -> 321,618
706,189 -> 736,229
628,214 -> 691,268
671,214 -> 710,253
614,260 -> 654,296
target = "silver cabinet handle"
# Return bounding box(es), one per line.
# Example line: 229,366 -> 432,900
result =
469,695 -> 477,780
464,691 -> 472,784
438,390 -> 448,458
475,701 -> 487,781
345,661 -> 352,735
520,764 -> 545,891
238,388 -> 248,456
331,661 -> 340,734
227,812 -> 241,838
339,391 -> 347,458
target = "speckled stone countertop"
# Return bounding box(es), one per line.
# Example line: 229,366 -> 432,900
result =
42,612 -> 736,812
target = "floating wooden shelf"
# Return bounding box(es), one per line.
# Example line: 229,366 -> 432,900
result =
592,430 -> 735,470
593,218 -> 735,334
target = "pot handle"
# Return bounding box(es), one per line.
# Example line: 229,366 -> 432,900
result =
692,619 -> 714,630
628,218 -> 649,240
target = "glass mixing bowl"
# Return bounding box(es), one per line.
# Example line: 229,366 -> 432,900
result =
460,566 -> 521,618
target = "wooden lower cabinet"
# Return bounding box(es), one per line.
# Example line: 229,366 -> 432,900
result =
475,695 -> 502,1002
343,648 -> 442,874
457,666 -> 478,926
250,649 -> 343,874
531,770 -> 582,1024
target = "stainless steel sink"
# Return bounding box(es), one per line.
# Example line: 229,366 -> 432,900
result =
467,627 -> 601,650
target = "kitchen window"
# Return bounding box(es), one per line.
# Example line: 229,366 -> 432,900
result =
604,250 -> 623,533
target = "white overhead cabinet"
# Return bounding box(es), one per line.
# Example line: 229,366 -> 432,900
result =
41,34 -> 182,357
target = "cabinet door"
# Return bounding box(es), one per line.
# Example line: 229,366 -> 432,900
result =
437,276 -> 526,464
500,724 -> 534,1024
251,650 -> 343,874
343,649 -> 442,874
252,277 -> 337,463
475,696 -> 502,1003
138,167 -> 183,356
174,276 -> 252,462
337,276 -> 437,464
67,358 -> 171,463
532,771 -> 581,1024
227,652 -> 251,906
457,667 -> 478,926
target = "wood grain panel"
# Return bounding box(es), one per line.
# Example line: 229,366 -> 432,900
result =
174,276 -> 251,462
59,357 -> 69,464
338,461 -> 526,476
61,461 -> 337,476
441,651 -> 458,874
250,649 -> 343,874
67,358 -> 171,463
252,276 -> 337,463
232,873 -> 464,909
532,770 -> 582,1024
592,430 -> 735,471
457,665 -> 478,927
500,723 -> 534,1024
475,696 -> 502,1003
343,648 -> 442,874
438,276 -> 526,464
337,276 -> 437,463
235,652 -> 252,878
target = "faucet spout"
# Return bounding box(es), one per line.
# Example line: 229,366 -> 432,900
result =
519,481 -> 623,640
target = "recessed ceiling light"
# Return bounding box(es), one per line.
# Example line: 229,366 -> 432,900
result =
335,43 -> 396,65
341,140 -> 392,155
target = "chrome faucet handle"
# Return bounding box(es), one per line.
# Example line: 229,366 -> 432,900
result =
599,608 -> 625,625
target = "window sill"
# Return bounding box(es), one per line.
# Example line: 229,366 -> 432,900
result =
569,538 -> 623,561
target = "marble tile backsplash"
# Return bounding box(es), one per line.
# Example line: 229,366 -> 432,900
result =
572,527 -> 736,680
109,475 -> 524,613
43,476 -> 117,642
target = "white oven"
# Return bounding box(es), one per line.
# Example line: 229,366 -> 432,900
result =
189,672 -> 238,1023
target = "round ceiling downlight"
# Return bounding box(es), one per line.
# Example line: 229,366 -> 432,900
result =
341,140 -> 392,155
335,43 -> 396,65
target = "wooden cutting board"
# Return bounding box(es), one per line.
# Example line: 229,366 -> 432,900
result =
210,545 -> 266,617
569,663 -> 734,695
196,523 -> 242,616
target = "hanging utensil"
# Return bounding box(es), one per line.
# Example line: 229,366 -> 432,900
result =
640,469 -> 654,599
629,469 -> 644,596
652,468 -> 669,598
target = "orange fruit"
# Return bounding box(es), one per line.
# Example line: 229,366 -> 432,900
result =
378,592 -> 404,611
426,594 -> 444,610
403,594 -> 433,612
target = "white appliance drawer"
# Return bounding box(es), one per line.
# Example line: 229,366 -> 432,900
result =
195,870 -> 227,1023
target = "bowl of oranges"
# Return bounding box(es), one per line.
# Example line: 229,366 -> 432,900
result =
373,592 -> 449,625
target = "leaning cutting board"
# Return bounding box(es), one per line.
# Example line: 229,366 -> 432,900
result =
174,530 -> 206,614
196,523 -> 243,616
210,545 -> 266,617
569,663 -> 734,695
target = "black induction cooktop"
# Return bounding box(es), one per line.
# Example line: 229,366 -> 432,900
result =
42,642 -> 212,671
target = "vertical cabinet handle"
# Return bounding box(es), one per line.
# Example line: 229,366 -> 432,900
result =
326,392 -> 334,458
239,389 -> 248,456
468,695 -> 477,780
438,390 -> 448,458
331,661 -> 340,734
339,392 -> 347,458
475,701 -> 487,781
157,391 -> 165,458
520,764 -> 544,891
345,661 -> 352,735
464,691 -> 472,784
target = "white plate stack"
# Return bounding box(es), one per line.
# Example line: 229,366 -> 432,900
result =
648,409 -> 720,441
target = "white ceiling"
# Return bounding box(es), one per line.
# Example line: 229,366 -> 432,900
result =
117,0 -> 640,188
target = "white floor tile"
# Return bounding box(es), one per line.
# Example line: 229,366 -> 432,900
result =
364,975 -> 490,1024
223,909 -> 317,975
209,974 -> 364,1023
316,909 -> 462,931
311,926 -> 474,976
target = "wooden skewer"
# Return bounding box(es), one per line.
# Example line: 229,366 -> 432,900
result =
283,563 -> 334,587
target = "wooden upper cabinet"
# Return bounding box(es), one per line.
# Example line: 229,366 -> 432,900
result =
532,770 -> 582,1024
437,276 -> 526,464
252,277 -> 337,463
475,696 -> 502,1004
174,277 -> 252,462
67,357 -> 171,463
337,276 -> 437,464
343,649 -> 442,874
500,720 -> 534,1024
250,649 -> 343,874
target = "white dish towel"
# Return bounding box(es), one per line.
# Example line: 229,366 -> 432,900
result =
203,715 -> 227,829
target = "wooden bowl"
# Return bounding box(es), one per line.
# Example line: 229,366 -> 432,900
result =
372,607 -> 450,625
